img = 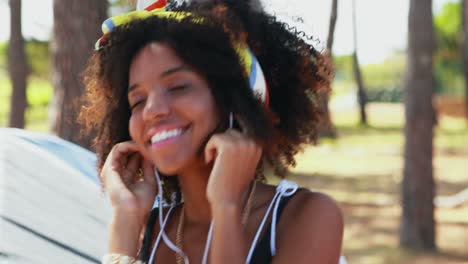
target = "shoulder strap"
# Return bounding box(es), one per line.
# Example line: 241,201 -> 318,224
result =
139,208 -> 159,262
246,180 -> 300,263
249,193 -> 297,263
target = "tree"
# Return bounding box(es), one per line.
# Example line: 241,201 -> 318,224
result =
8,0 -> 28,128
351,0 -> 367,125
326,0 -> 338,53
400,0 -> 437,250
318,0 -> 338,137
50,0 -> 108,149
462,0 -> 468,119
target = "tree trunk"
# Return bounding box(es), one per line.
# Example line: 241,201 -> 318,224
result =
8,0 -> 28,128
50,0 -> 107,149
326,0 -> 338,53
318,0 -> 338,138
400,0 -> 436,251
351,0 -> 367,125
462,0 -> 468,120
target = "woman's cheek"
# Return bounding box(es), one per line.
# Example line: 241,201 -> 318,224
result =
129,114 -> 153,162
128,114 -> 141,145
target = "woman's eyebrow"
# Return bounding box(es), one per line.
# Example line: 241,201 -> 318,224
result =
128,65 -> 190,93
160,65 -> 190,77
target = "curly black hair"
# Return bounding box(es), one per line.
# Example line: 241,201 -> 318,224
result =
79,0 -> 332,202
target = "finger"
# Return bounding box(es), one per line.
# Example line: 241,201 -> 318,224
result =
204,134 -> 222,164
126,153 -> 141,172
224,128 -> 243,139
101,142 -> 139,188
110,142 -> 139,169
142,159 -> 156,185
122,153 -> 141,185
101,168 -> 127,194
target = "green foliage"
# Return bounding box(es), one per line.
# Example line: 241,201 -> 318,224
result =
435,1 -> 461,59
362,53 -> 405,102
333,54 -> 353,82
366,87 -> 403,103
25,40 -> 50,80
434,1 -> 465,96
362,53 -> 405,89
333,53 -> 405,102
27,77 -> 53,107
435,59 -> 465,96
0,76 -> 51,131
0,40 -> 49,79
0,41 -> 7,73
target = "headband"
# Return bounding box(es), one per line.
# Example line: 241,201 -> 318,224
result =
95,0 -> 269,106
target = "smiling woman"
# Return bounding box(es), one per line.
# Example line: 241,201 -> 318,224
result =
78,0 -> 343,263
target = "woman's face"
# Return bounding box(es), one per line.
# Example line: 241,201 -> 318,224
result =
128,42 -> 220,175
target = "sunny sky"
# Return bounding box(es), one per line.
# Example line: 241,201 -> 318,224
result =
0,0 -> 459,64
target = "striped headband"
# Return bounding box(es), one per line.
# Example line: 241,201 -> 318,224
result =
95,0 -> 269,106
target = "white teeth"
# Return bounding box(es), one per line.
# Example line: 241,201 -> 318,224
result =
151,128 -> 183,144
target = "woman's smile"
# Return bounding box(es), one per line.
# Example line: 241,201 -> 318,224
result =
147,124 -> 191,149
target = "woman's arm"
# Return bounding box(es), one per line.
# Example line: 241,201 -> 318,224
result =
99,142 -> 158,260
204,129 -> 262,263
272,192 -> 344,264
107,210 -> 146,257
209,202 -> 248,263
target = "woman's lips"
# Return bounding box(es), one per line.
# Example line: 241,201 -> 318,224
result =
148,126 -> 189,149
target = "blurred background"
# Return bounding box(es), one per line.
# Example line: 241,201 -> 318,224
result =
0,0 -> 467,263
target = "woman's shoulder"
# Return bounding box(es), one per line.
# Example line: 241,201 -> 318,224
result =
256,180 -> 343,232
259,180 -> 343,219
266,180 -> 344,262
288,187 -> 343,224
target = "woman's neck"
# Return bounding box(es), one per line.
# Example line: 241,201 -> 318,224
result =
176,159 -> 251,225
177,160 -> 213,224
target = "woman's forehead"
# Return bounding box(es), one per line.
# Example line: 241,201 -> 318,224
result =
134,42 -> 182,65
129,42 -> 185,81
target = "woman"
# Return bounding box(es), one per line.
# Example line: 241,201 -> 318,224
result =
79,0 -> 344,263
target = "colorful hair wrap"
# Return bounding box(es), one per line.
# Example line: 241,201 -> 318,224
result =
95,0 -> 269,106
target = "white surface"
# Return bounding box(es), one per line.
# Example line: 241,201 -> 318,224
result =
0,129 -> 112,263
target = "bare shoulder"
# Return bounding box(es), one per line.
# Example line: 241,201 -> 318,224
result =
256,182 -> 343,225
274,188 -> 344,263
288,189 -> 343,226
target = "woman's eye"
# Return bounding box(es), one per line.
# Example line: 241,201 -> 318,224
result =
169,83 -> 190,92
130,100 -> 144,111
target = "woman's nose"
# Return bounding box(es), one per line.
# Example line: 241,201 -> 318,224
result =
142,91 -> 170,121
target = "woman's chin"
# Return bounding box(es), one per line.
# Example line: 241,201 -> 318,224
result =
151,154 -> 202,177
153,165 -> 180,177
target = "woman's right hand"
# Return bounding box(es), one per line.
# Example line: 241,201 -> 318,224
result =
100,141 -> 157,222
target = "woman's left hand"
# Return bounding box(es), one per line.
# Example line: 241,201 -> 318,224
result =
204,129 -> 262,208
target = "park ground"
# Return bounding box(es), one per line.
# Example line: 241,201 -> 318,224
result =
282,102 -> 468,264
1,76 -> 468,263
